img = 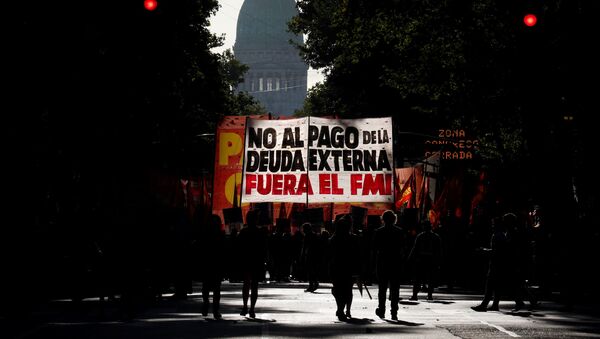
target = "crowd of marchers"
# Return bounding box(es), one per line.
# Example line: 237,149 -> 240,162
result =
8,204 -> 560,321
197,208 -> 537,320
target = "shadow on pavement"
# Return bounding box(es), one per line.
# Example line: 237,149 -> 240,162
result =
245,317 -> 276,323
340,317 -> 373,325
427,300 -> 454,304
4,282 -> 600,338
383,319 -> 423,326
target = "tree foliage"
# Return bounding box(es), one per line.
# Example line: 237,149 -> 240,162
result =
291,0 -> 600,216
12,0 -> 262,172
7,0 -> 269,305
8,0 -> 262,234
290,0 -> 543,159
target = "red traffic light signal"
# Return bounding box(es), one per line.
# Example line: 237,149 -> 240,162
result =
144,0 -> 158,11
523,14 -> 537,27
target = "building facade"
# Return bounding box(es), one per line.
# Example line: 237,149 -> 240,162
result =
234,0 -> 308,116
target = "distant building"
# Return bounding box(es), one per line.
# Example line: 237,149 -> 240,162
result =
234,0 -> 308,116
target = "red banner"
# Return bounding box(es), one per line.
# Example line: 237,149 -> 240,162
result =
212,115 -> 271,224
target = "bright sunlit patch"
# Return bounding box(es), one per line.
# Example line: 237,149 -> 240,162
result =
138,317 -> 202,322
50,321 -> 123,325
156,313 -> 204,317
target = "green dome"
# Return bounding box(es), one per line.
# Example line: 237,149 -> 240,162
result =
235,0 -> 303,51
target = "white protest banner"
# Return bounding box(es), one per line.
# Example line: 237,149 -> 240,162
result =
241,117 -> 394,203
242,117 -> 309,203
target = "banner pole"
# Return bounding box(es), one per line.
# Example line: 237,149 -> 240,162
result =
420,163 -> 428,222
305,115 -> 311,208
239,116 -> 249,210
391,116 -> 397,213
209,122 -> 218,216
330,202 -> 334,224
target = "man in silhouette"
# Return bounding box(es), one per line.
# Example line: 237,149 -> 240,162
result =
301,222 -> 321,292
471,216 -> 510,311
237,210 -> 268,318
408,221 -> 443,301
328,214 -> 360,321
200,214 -> 225,319
372,210 -> 406,320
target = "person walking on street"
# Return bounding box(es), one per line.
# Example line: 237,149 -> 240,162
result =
372,210 -> 406,320
408,221 -> 443,301
506,212 -> 537,311
237,210 -> 268,318
200,214 -> 226,319
328,215 -> 360,321
301,222 -> 321,292
472,216 -> 510,312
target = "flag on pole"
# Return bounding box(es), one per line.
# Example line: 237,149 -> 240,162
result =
396,172 -> 414,208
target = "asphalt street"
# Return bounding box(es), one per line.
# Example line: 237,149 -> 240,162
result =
3,282 -> 600,338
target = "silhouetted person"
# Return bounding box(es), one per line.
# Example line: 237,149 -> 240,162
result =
346,220 -> 361,318
290,230 -> 305,281
279,230 -> 293,281
328,214 -> 359,321
437,214 -> 460,291
408,221 -> 442,301
472,216 -> 510,311
301,222 -> 321,292
237,210 -> 268,318
171,206 -> 193,300
266,229 -> 277,281
171,177 -> 194,300
528,204 -> 550,294
227,228 -> 242,282
372,210 -> 405,320
269,225 -> 291,282
505,212 -> 536,311
318,230 -> 331,282
361,218 -> 377,285
200,214 -> 225,319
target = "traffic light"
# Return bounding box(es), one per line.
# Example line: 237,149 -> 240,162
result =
523,14 -> 537,27
144,0 -> 158,11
